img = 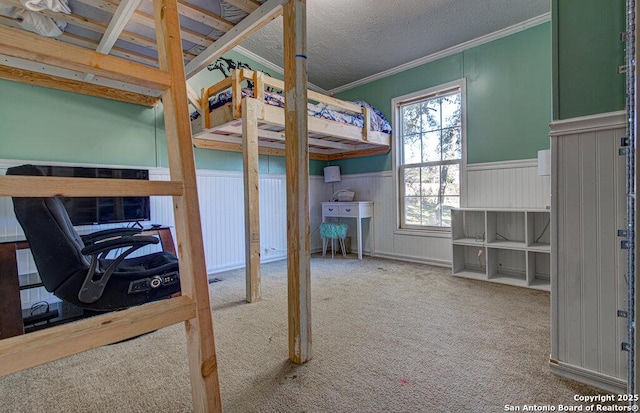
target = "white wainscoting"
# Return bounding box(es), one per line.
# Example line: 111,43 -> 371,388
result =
329,159 -> 550,267
0,160 -> 329,309
3,157 -> 550,309
549,110 -> 628,393
465,159 -> 551,209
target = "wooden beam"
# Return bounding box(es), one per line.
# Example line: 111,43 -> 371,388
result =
0,296 -> 196,377
96,0 -> 143,54
243,98 -> 262,303
0,25 -> 172,90
185,0 -> 287,78
1,0 -> 155,51
217,125 -> 356,151
0,176 -> 182,197
0,64 -> 159,107
177,0 -> 234,32
325,145 -> 391,161
152,0 -> 222,410
284,0 -> 311,365
84,0 -> 143,82
59,33 -> 159,67
224,0 -> 260,13
186,82 -> 202,114
74,0 -> 213,47
192,137 -> 330,161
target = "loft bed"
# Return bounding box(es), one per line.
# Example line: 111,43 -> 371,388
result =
190,68 -> 392,160
0,0 -> 316,410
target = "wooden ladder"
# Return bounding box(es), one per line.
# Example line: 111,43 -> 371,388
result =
0,0 -> 222,410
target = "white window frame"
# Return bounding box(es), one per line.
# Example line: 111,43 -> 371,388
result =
392,79 -> 467,236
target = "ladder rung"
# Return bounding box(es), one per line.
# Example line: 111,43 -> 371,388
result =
0,176 -> 183,197
0,295 -> 196,377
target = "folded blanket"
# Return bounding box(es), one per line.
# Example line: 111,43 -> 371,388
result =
0,4 -> 65,37
19,0 -> 70,13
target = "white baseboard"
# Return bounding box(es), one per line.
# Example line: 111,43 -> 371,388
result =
372,251 -> 451,268
549,360 -> 626,394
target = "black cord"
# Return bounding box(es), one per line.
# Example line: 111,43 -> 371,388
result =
30,300 -> 50,316
495,232 -> 509,241
535,219 -> 551,244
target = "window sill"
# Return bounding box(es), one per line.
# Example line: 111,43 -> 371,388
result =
394,228 -> 452,238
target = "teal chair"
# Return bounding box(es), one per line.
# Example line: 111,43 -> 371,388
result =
320,222 -> 348,258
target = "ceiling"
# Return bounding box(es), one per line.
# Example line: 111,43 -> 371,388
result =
240,0 -> 551,92
0,0 -> 550,100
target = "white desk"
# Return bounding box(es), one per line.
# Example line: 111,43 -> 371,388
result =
321,201 -> 373,260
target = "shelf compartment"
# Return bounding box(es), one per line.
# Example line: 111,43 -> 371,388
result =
487,247 -> 526,281
527,251 -> 550,288
451,209 -> 485,243
486,211 -> 525,245
452,244 -> 486,278
527,211 -> 550,249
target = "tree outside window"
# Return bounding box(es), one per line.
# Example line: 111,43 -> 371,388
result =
398,88 -> 462,229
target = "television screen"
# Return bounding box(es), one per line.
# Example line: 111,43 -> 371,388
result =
37,165 -> 151,226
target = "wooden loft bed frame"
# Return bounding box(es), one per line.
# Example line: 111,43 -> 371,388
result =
191,68 -> 391,161
0,0 -> 314,411
0,0 -> 224,410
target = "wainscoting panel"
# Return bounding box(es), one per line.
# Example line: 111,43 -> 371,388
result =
1,161 -> 327,309
550,111 -> 628,392
466,160 -> 550,209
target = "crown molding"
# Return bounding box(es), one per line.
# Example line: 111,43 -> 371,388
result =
328,12 -> 551,95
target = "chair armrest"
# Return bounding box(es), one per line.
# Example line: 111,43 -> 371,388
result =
82,228 -> 142,245
81,235 -> 159,256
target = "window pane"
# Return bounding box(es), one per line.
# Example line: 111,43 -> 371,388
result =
422,99 -> 441,131
404,197 -> 422,225
422,131 -> 440,162
402,103 -> 422,135
441,93 -> 461,128
397,84 -> 463,229
403,167 -> 421,196
443,196 -> 459,227
442,164 -> 460,196
441,127 -> 461,160
403,134 -> 421,164
420,166 -> 440,196
421,197 -> 439,226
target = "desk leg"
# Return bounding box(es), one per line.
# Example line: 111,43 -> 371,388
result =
357,216 -> 363,260
158,229 -> 177,256
0,243 -> 24,339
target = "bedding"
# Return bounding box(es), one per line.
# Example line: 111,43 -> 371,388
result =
191,88 -> 392,134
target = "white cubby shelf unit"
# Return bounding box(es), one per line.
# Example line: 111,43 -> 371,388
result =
451,208 -> 550,291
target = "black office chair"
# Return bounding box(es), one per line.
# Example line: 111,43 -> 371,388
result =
7,164 -> 180,311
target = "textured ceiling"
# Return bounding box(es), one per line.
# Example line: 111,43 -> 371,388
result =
240,0 -> 550,92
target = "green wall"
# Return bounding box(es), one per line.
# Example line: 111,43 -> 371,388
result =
336,22 -> 552,174
0,50 -> 325,175
552,0 -> 626,120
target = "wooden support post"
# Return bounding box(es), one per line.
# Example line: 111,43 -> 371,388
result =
152,0 -> 222,411
362,106 -> 371,141
232,69 -> 242,118
243,97 -> 262,303
253,70 -> 264,103
201,87 -> 211,129
283,0 -> 311,364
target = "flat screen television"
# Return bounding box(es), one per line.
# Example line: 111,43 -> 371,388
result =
37,165 -> 151,226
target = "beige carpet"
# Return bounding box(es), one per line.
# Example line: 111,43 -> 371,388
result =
0,256 -> 608,412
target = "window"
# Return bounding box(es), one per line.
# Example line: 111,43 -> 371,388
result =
394,81 -> 465,230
